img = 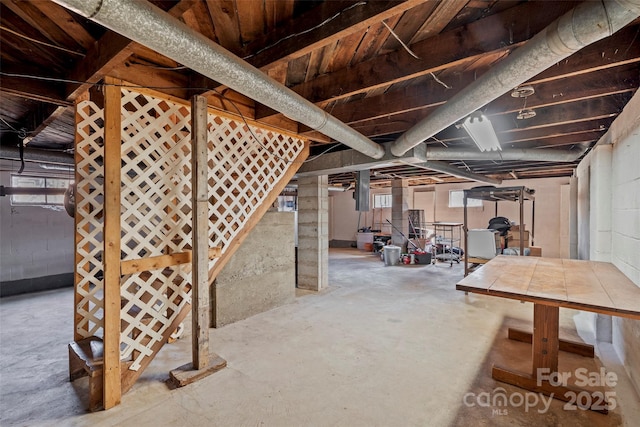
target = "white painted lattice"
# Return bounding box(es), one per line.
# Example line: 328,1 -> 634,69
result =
74,99 -> 105,339
118,89 -> 193,370
74,86 -> 305,374
207,114 -> 305,269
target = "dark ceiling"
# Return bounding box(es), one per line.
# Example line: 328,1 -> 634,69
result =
1,0 -> 638,186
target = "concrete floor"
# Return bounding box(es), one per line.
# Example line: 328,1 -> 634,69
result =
1,248 -> 639,426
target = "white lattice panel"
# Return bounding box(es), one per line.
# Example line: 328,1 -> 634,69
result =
74,86 -> 305,373
207,114 -> 305,269
74,100 -> 105,338
118,89 -> 193,370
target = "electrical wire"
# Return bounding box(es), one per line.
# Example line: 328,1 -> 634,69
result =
0,25 -> 85,57
243,2 -> 368,60
0,71 -> 345,164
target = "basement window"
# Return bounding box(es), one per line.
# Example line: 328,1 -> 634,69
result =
10,174 -> 71,207
448,190 -> 483,208
373,194 -> 392,208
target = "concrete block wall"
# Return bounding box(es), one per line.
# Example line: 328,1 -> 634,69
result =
609,108 -> 640,394
576,89 -> 640,395
211,211 -> 296,327
0,170 -> 75,296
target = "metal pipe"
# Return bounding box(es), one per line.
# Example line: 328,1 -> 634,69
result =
425,146 -> 588,162
407,160 -> 502,185
390,0 -> 640,157
0,145 -> 74,165
52,0 -> 385,160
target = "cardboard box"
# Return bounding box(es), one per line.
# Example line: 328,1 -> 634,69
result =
529,246 -> 542,257
507,230 -> 530,248
510,224 -> 525,232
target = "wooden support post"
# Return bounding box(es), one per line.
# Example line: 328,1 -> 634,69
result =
169,95 -> 227,388
102,76 -> 122,409
191,95 -> 210,370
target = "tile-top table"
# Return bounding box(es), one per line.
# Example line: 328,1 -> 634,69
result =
456,255 -> 640,414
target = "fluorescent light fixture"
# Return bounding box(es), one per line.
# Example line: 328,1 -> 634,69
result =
461,112 -> 501,152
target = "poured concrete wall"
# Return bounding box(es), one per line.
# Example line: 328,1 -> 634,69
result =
211,211 -> 295,327
0,170 -> 74,296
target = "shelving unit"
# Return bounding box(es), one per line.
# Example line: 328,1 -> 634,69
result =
463,186 -> 535,276
431,222 -> 463,266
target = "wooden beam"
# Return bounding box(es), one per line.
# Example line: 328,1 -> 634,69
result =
408,0 -> 469,44
101,76 -> 122,409
0,70 -> 70,106
63,0 -> 196,102
191,95 -> 210,370
119,248 -> 221,275
281,2 -> 578,105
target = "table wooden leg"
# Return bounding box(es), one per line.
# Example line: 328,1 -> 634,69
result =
532,304 -> 559,373
492,304 -> 609,414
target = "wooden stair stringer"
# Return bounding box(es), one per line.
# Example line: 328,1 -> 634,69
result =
206,142 -> 309,284
119,142 -> 308,394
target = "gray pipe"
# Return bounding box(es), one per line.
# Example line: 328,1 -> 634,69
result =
409,161 -> 502,185
391,0 -> 640,157
0,145 -> 74,165
52,0 -> 385,160
426,146 -> 588,162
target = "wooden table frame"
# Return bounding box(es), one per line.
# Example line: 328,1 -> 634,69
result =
456,256 -> 640,414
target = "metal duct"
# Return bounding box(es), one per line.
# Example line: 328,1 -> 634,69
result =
52,0 -> 385,160
390,0 -> 640,157
405,161 -> 502,185
0,145 -> 74,165
426,146 -> 588,162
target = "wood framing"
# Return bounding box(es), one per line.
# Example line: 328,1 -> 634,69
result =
102,76 -> 123,409
191,95 -> 210,370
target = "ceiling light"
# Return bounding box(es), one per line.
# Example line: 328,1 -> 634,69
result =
460,112 -> 501,152
517,109 -> 536,120
511,85 -> 535,98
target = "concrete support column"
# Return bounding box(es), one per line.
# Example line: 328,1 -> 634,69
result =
297,175 -> 328,291
391,179 -> 409,248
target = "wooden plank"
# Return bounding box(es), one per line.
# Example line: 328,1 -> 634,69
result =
527,258 -> 567,301
191,95 -> 211,370
379,2 -> 439,53
507,328 -> 594,358
205,0 -> 242,53
591,261 -> 640,315
563,259 -> 615,308
120,248 -> 221,275
168,354 -> 227,388
181,1 -> 217,42
246,0 -> 428,70
409,0 -> 469,44
102,76 -> 122,409
236,0 -> 264,44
